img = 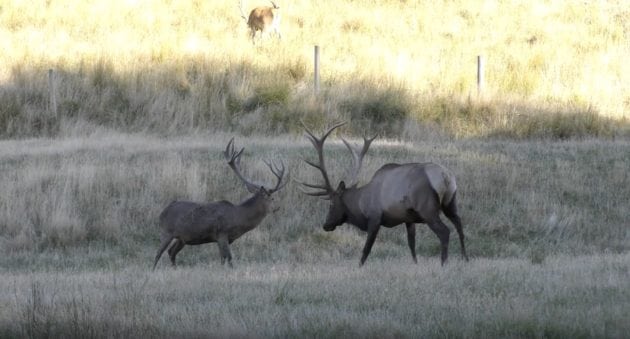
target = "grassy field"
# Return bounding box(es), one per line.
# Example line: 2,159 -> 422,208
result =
1,134 -> 629,337
2,254 -> 629,338
0,0 -> 629,138
1,0 -> 629,337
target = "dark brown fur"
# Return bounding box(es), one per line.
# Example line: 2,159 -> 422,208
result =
153,139 -> 287,269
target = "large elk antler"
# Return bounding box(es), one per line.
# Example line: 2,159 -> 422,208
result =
263,159 -> 288,193
341,134 -> 377,187
300,121 -> 347,197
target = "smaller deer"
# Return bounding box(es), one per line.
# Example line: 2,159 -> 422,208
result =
238,0 -> 281,41
153,138 -> 288,270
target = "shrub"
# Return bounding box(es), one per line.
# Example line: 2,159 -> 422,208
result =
339,86 -> 410,136
492,106 -> 618,139
243,83 -> 290,112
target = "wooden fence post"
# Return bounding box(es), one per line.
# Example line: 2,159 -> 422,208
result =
314,45 -> 320,95
477,55 -> 484,98
48,69 -> 58,118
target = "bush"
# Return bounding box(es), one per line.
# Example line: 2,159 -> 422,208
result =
493,107 -> 618,139
243,84 -> 291,112
339,86 -> 410,136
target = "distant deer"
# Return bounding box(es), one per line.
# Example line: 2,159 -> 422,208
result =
238,0 -> 281,41
153,138 -> 288,270
299,122 -> 469,266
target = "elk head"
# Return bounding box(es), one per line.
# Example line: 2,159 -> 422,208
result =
300,122 -> 376,231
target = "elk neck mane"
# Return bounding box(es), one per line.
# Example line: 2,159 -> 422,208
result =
240,190 -> 267,208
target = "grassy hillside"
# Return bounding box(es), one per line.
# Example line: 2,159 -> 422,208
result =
0,0 -> 628,138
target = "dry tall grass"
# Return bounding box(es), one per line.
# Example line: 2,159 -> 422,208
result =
0,0 -> 628,137
1,1 -> 629,336
1,133 -> 628,261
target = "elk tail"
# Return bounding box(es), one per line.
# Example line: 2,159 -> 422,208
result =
153,237 -> 174,270
441,190 -> 458,218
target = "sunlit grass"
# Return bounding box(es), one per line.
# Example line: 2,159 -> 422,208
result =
0,0 -> 628,138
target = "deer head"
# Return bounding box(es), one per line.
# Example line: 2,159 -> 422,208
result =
224,138 -> 288,199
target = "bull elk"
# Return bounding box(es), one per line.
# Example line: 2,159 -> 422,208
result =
153,138 -> 288,269
300,122 -> 469,266
238,0 -> 281,41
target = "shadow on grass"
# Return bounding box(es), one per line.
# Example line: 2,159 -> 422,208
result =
1,59 -> 628,139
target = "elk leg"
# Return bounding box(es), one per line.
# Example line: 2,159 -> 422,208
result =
405,223 -> 418,264
360,224 -> 380,267
427,218 -> 450,266
168,239 -> 185,267
444,213 -> 468,261
153,236 -> 173,270
442,194 -> 468,261
217,236 -> 233,268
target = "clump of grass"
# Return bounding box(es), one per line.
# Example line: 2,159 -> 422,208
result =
243,83 -> 291,112
0,92 -> 23,135
410,97 -> 625,139
515,109 -> 617,139
492,105 -> 618,139
285,59 -> 307,82
339,85 -> 411,136
413,97 -> 500,137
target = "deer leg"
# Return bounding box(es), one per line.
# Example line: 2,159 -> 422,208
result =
427,218 -> 451,266
359,223 -> 380,267
217,236 -> 233,268
405,223 -> 418,264
442,195 -> 468,261
168,239 -> 185,267
153,236 -> 173,270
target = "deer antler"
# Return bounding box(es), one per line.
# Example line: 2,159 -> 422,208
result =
224,138 -> 260,193
300,121 -> 347,196
238,0 -> 247,20
341,134 -> 377,187
264,160 -> 288,193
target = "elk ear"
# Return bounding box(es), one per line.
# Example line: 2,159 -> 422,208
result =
259,186 -> 270,196
337,181 -> 346,192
